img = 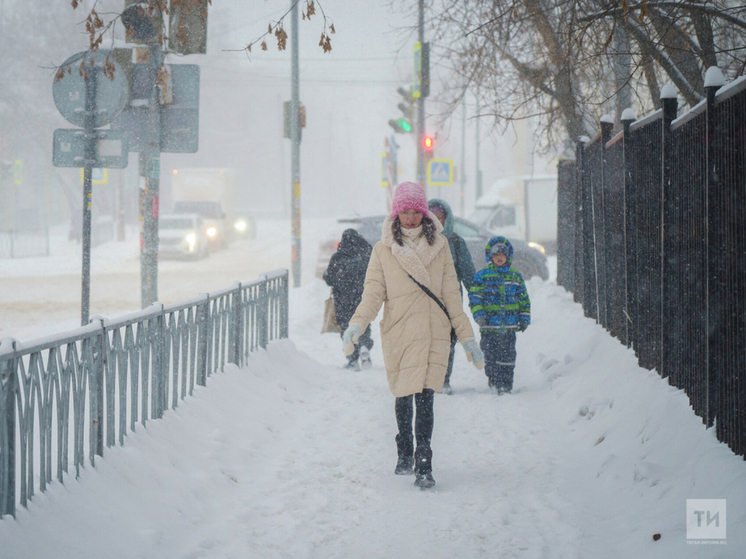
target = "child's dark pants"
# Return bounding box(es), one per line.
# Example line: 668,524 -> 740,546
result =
480,331 -> 517,391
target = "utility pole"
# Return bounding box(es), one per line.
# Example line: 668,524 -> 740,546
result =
290,0 -> 301,287
140,44 -> 163,308
475,94 -> 482,201
460,98 -> 466,217
416,0 -> 426,192
81,66 -> 97,325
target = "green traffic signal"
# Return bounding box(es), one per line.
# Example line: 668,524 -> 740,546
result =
388,118 -> 412,134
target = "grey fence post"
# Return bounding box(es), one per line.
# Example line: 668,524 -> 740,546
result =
230,284 -> 243,367
280,273 -> 289,340
0,341 -> 17,518
197,295 -> 209,386
258,276 -> 269,349
92,320 -> 105,461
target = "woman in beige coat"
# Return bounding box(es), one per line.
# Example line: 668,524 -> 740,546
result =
342,182 -> 484,489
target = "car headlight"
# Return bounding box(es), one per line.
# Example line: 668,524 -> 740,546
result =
234,219 -> 248,233
527,241 -> 546,254
206,227 -> 217,238
185,232 -> 197,251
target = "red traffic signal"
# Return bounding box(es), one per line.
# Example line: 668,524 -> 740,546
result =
423,135 -> 434,160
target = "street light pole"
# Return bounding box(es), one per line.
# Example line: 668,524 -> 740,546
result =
140,44 -> 163,308
416,0 -> 426,193
290,0 -> 301,287
81,65 -> 98,325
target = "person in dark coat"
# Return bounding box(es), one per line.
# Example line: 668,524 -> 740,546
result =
323,228 -> 374,370
428,198 -> 476,394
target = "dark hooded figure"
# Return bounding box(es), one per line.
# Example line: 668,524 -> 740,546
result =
323,228 -> 374,370
428,198 -> 476,394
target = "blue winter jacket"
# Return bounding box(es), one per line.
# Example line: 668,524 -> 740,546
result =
469,236 -> 531,333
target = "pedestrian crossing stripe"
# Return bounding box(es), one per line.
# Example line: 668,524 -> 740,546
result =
427,159 -> 453,186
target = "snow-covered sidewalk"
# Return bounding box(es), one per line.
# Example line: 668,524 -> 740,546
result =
1,278 -> 744,558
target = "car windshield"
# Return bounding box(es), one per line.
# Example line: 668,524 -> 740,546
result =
160,218 -> 195,229
174,201 -> 223,219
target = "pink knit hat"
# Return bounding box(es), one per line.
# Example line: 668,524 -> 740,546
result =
391,182 -> 429,218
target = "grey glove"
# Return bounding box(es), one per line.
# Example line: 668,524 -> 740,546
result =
342,325 -> 361,355
518,321 -> 528,332
462,338 -> 485,370
476,317 -> 488,327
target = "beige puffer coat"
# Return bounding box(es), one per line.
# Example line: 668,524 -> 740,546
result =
349,214 -> 475,397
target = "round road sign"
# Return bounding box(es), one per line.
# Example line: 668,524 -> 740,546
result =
53,50 -> 129,129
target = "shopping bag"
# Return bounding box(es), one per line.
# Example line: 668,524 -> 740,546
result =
321,291 -> 341,334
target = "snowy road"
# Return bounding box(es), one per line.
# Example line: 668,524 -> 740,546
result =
1,221 -> 745,558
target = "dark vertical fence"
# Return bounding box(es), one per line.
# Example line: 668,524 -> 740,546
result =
557,71 -> 746,458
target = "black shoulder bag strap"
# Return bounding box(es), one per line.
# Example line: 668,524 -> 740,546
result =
408,273 -> 456,338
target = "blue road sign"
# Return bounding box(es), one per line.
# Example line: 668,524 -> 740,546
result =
427,159 -> 454,186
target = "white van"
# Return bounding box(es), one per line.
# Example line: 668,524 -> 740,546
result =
469,175 -> 558,254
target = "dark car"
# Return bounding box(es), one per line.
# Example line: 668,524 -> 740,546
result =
315,215 -> 549,281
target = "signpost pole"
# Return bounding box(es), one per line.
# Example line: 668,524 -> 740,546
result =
290,0 -> 301,288
81,67 -> 98,326
140,44 -> 163,308
416,0 -> 426,194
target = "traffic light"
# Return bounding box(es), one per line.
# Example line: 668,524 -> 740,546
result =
389,86 -> 414,134
423,135 -> 434,160
122,1 -> 163,44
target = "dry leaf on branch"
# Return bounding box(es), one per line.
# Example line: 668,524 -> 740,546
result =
275,26 -> 288,50
261,40 -> 268,51
638,0 -> 648,22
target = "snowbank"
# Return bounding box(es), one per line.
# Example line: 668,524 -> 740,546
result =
0,276 -> 744,558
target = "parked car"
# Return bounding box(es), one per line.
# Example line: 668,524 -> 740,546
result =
315,215 -> 549,281
159,214 -> 210,260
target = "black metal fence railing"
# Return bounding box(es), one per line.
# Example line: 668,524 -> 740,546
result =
0,269 -> 289,517
557,69 -> 746,458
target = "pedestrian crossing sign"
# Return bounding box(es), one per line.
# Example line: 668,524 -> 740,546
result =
427,159 -> 453,186
80,167 -> 108,184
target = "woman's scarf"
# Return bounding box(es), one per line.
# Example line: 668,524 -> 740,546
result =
381,213 -> 445,288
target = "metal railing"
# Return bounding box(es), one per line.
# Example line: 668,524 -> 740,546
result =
0,269 -> 289,517
557,71 -> 746,458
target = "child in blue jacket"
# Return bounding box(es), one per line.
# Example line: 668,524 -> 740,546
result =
469,236 -> 531,393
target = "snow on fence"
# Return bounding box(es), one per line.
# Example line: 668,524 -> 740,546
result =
0,269 -> 289,517
556,69 -> 746,459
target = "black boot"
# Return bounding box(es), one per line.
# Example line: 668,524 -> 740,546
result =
395,434 -> 414,475
414,447 -> 435,489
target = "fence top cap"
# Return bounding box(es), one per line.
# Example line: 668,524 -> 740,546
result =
600,114 -> 614,124
0,337 -> 18,358
660,83 -> 678,99
621,108 -> 637,122
704,66 -> 725,88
